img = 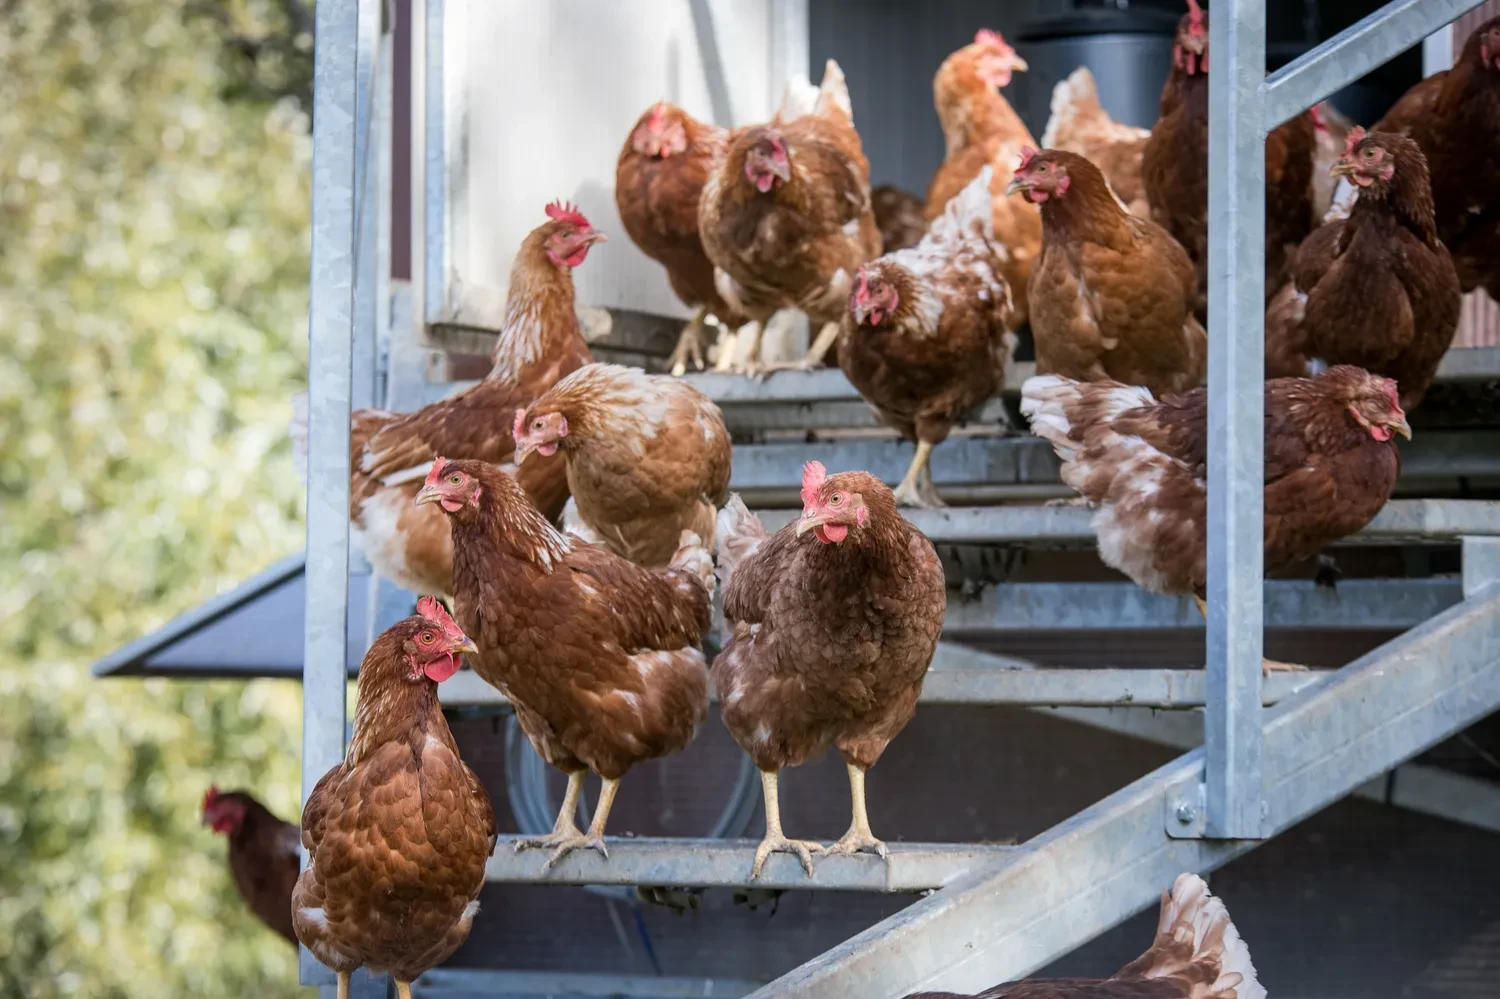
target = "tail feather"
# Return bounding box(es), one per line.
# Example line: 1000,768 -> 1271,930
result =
1117,874 -> 1265,999
713,494 -> 766,594
815,59 -> 853,123
289,392 -> 309,484
777,73 -> 820,122
670,530 -> 716,594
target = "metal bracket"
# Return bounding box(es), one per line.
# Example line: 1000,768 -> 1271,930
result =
1462,536 -> 1500,598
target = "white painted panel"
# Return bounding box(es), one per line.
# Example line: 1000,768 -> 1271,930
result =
430,0 -> 799,332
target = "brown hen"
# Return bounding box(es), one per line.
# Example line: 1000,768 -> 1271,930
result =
925,29 -> 1042,326
712,464 -> 946,878
699,60 -> 882,372
296,203 -> 602,598
201,787 -> 299,946
417,458 -> 713,867
1265,129 -> 1461,409
1141,0 -> 1315,302
513,363 -> 732,566
838,168 -> 1015,508
1375,17 -> 1500,299
293,599 -> 496,999
615,102 -> 744,375
1022,366 -> 1409,673
1010,147 -> 1205,398
904,873 -> 1264,999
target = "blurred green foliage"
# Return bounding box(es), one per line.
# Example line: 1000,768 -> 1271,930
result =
0,0 -> 316,995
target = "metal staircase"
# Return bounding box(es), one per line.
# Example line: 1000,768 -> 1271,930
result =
297,0 -> 1500,995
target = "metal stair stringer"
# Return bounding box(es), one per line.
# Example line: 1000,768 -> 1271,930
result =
746,583 -> 1500,999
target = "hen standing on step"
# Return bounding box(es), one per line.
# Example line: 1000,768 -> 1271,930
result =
417,458 -> 714,867
837,168 -> 1015,508
712,464 -> 946,878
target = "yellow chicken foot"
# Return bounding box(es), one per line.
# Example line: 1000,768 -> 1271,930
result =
337,972 -> 350,999
669,306 -> 711,376
1193,595 -> 1309,675
725,321 -> 767,376
395,983 -> 413,999
892,441 -> 943,508
751,769 -> 823,879
535,774 -> 619,870
824,763 -> 889,859
514,770 -> 585,854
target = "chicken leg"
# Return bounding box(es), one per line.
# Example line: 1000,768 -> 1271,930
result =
534,775 -> 619,870
824,763 -> 889,859
338,972 -> 349,999
892,440 -> 944,508
716,320 -> 764,374
751,769 -> 823,879
1193,595 -> 1308,674
759,320 -> 842,374
396,983 -> 412,999
513,769 -> 595,869
669,306 -> 712,376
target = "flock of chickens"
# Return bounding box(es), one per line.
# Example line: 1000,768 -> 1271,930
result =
206,10 -> 1500,998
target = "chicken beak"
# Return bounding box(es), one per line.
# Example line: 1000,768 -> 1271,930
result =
453,637 -> 479,656
1004,176 -> 1026,197
794,513 -> 826,538
1328,159 -> 1355,179
1391,415 -> 1412,440
1008,55 -> 1029,73
414,484 -> 442,506
513,441 -> 534,465
586,230 -> 609,245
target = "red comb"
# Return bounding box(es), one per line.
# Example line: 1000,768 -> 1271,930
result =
648,101 -> 667,128
1383,378 -> 1402,409
1186,0 -> 1206,29
801,461 -> 828,509
424,458 -> 447,487
545,200 -> 591,229
202,786 -> 219,811
1344,125 -> 1367,156
975,28 -> 1010,51
1017,146 -> 1039,171
416,596 -> 467,644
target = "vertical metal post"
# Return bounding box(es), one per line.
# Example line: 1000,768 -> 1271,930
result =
1205,0 -> 1266,839
301,0 -> 359,985
351,0 -> 385,412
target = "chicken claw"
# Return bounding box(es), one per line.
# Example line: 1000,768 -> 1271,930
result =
669,306 -> 712,377
540,831 -> 609,871
751,832 -> 823,879
823,829 -> 889,860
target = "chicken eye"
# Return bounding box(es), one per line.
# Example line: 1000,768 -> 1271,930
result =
830,492 -> 844,505
533,419 -> 545,430
448,473 -> 462,485
419,631 -> 434,644
1036,163 -> 1048,173
1362,147 -> 1376,159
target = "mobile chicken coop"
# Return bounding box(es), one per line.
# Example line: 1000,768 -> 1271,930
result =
95,0 -> 1500,996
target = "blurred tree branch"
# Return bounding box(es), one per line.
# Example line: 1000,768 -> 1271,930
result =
188,0 -> 315,109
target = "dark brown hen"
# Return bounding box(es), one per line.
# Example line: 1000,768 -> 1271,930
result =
292,600 -> 496,999
1022,366 -> 1409,673
1265,129 -> 1461,409
417,458 -> 713,867
903,874 -> 1264,999
615,101 -> 745,374
1141,0 -> 1315,302
711,463 -> 946,878
1375,17 -> 1500,299
201,787 -> 300,946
